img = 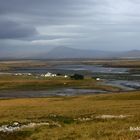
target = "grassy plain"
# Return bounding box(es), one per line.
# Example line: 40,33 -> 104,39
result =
0,92 -> 140,140
0,75 -> 120,92
0,59 -> 140,71
0,60 -> 140,140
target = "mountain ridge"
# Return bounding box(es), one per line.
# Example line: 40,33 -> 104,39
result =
43,46 -> 117,59
0,46 -> 140,59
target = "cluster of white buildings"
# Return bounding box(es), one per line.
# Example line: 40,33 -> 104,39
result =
13,72 -> 100,80
41,72 -> 57,77
13,71 -> 69,78
14,73 -> 32,76
41,72 -> 68,78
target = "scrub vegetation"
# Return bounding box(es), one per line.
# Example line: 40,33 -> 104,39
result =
0,92 -> 140,140
0,60 -> 140,140
0,75 -> 120,92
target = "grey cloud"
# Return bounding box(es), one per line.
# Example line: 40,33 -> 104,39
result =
0,20 -> 38,39
0,0 -> 140,56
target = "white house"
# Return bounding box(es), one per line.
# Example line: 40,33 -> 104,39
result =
44,72 -> 56,77
44,72 -> 52,77
64,75 -> 68,78
96,78 -> 101,81
52,74 -> 57,77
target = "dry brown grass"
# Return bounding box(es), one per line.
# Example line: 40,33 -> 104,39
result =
0,91 -> 140,139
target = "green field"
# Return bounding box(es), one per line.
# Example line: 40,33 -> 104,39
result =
0,75 -> 121,92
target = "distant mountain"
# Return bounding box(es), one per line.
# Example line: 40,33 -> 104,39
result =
36,47 -> 140,59
42,46 -> 116,59
0,46 -> 140,59
119,50 -> 140,58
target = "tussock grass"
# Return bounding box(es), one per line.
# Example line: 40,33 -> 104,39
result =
0,92 -> 140,139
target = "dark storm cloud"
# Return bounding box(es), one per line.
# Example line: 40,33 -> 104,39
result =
0,0 -> 107,26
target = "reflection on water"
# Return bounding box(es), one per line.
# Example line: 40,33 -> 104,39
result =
56,65 -> 128,73
11,64 -> 128,74
0,88 -> 106,98
2,64 -> 140,94
104,80 -> 140,91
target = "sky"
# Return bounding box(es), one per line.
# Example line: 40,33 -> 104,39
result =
0,0 -> 140,57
